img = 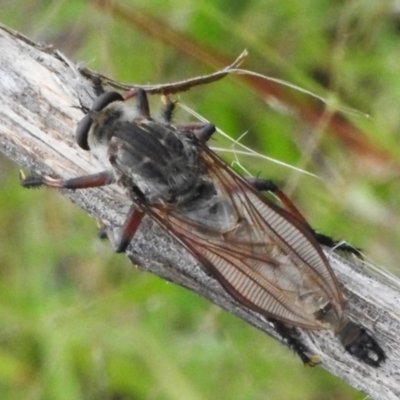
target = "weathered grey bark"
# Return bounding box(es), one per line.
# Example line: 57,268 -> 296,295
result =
0,24 -> 399,400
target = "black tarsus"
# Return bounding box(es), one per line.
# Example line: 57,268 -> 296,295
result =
311,231 -> 363,258
161,98 -> 176,122
21,174 -> 46,188
247,177 -> 278,193
271,320 -> 319,366
97,227 -> 109,240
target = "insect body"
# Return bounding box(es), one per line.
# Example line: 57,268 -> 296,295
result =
22,89 -> 385,367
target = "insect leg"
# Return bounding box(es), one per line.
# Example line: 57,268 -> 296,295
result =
160,95 -> 216,142
194,123 -> 216,143
247,177 -> 308,224
114,206 -> 145,253
160,95 -> 176,122
247,177 -> 362,257
176,121 -> 217,142
309,232 -> 362,257
135,89 -> 151,118
22,170 -> 144,253
21,171 -> 115,189
124,88 -> 150,118
271,320 -> 320,366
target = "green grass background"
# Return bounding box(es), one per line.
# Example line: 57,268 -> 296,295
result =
1,1 -> 400,399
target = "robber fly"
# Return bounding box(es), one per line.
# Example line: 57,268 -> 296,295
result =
22,88 -> 385,367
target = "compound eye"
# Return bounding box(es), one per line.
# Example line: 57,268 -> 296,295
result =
75,92 -> 124,151
75,115 -> 92,150
92,91 -> 124,112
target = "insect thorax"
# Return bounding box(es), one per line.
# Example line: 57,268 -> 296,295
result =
101,115 -> 205,205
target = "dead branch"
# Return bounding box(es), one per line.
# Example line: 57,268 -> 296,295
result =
0,24 -> 398,400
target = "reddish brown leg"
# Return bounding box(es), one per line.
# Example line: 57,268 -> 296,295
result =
247,177 -> 308,224
115,206 -> 145,253
247,177 -> 362,256
21,171 -> 115,189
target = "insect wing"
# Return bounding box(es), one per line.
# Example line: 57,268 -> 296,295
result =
147,145 -> 345,330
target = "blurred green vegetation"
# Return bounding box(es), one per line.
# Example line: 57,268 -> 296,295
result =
1,0 -> 400,398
